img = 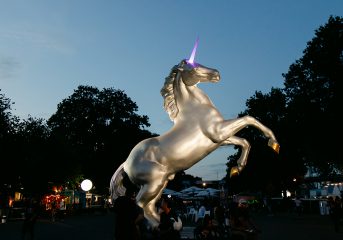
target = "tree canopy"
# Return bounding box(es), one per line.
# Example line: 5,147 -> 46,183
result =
47,85 -> 154,193
226,15 -> 343,196
1,85 -> 155,194
0,90 -> 16,140
0,90 -> 20,186
282,15 -> 343,175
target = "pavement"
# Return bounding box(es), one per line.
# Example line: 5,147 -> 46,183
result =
0,212 -> 115,240
252,211 -> 343,240
1,211 -> 343,240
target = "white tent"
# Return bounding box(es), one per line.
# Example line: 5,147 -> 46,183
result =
180,186 -> 203,193
163,188 -> 179,195
162,188 -> 191,199
195,189 -> 220,197
206,188 -> 220,193
195,190 -> 211,197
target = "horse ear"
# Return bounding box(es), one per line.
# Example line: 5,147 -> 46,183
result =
177,59 -> 187,70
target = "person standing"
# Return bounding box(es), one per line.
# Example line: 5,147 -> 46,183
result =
213,204 -> 226,238
197,205 -> 206,223
0,191 -> 5,221
229,200 -> 260,240
294,197 -> 303,216
158,197 -> 181,240
21,197 -> 40,240
331,196 -> 342,232
113,172 -> 144,240
198,213 -> 220,239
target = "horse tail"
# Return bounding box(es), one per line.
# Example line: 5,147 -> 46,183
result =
110,162 -> 126,201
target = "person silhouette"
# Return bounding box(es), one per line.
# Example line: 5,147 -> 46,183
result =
229,200 -> 260,240
158,197 -> 181,240
113,172 -> 145,240
21,197 -> 40,240
197,205 -> 206,223
213,204 -> 226,237
199,213 -> 220,239
294,197 -> 303,216
331,196 -> 342,232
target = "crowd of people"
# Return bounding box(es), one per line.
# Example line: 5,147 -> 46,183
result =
112,173 -> 264,240
112,181 -> 343,240
112,172 -> 183,240
2,181 -> 342,240
192,199 -> 261,240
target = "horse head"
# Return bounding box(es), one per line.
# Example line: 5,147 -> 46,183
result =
176,59 -> 220,86
161,59 -> 220,121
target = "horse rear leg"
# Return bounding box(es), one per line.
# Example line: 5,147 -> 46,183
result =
221,136 -> 251,177
136,175 -> 169,228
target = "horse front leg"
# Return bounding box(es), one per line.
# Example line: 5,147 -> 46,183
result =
221,136 -> 251,177
209,115 -> 280,153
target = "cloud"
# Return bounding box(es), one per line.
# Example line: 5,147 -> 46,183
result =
0,56 -> 20,80
0,29 -> 74,55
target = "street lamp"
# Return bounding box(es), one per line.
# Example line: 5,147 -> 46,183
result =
81,179 -> 93,208
81,179 -> 93,192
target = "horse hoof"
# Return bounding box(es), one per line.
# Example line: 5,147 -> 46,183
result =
145,217 -> 160,229
268,139 -> 280,154
149,222 -> 160,230
230,166 -> 239,178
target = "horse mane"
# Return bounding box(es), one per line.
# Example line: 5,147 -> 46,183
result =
160,65 -> 180,121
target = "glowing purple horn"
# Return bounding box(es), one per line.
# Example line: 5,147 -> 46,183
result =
187,37 -> 199,64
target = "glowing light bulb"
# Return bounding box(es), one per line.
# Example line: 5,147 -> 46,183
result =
81,179 -> 93,191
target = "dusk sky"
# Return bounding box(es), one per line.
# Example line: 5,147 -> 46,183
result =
0,1 -> 342,180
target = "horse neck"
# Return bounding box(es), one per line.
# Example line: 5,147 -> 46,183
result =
175,76 -> 214,108
190,86 -> 213,104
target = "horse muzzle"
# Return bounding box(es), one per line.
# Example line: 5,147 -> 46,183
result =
211,71 -> 220,83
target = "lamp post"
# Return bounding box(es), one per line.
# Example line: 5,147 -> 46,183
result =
81,179 -> 93,208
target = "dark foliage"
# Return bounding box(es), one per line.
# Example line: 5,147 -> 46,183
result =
226,15 -> 343,195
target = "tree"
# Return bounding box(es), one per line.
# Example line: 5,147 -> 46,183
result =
167,171 -> 202,191
0,95 -> 50,194
225,88 -> 289,195
0,90 -> 19,184
225,15 -> 343,194
283,15 -> 343,175
47,85 -> 154,193
14,117 -> 50,193
0,90 -> 16,140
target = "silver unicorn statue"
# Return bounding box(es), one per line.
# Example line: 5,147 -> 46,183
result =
110,40 -> 280,228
